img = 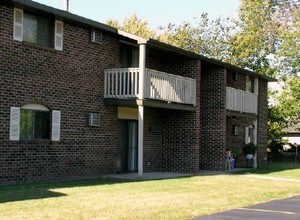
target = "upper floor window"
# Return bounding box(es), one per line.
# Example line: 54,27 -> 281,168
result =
23,13 -> 53,47
120,43 -> 139,68
246,76 -> 255,93
13,8 -> 63,51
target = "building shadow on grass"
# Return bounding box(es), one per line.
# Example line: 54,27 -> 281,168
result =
0,178 -> 136,203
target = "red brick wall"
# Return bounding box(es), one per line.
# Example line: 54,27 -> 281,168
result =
0,4 -> 120,184
226,70 -> 269,167
200,63 -> 227,171
226,70 -> 247,90
146,50 -> 201,174
226,115 -> 257,167
257,79 -> 268,164
143,107 -> 163,172
146,47 -> 196,78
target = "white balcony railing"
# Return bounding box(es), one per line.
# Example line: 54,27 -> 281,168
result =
104,68 -> 196,106
226,87 -> 258,114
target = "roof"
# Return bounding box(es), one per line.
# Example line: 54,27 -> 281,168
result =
4,0 -> 276,82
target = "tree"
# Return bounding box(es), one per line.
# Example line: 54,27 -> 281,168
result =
157,14 -> 236,61
275,1 -> 300,75
278,77 -> 300,126
107,14 -> 155,38
226,0 -> 279,77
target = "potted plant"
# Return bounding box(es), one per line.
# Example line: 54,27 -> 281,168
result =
242,143 -> 259,160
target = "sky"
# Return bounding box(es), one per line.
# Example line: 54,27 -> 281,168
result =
32,0 -> 241,29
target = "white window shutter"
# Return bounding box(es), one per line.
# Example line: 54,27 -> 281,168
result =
13,8 -> 23,41
10,107 -> 20,141
52,110 -> 61,141
54,21 -> 63,51
245,127 -> 250,144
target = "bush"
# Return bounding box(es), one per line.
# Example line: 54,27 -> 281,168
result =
242,143 -> 259,155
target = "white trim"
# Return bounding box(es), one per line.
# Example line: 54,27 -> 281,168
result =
117,29 -> 148,44
138,44 -> 146,100
21,104 -> 49,111
245,127 -> 250,144
13,8 -> 23,41
51,110 -> 61,141
138,105 -> 144,178
54,20 -> 63,51
10,107 -> 20,141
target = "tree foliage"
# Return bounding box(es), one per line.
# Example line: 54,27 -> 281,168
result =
157,14 -> 236,61
107,14 -> 155,38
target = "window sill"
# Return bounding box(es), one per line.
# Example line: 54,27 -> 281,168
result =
22,41 -> 58,52
19,139 -> 53,144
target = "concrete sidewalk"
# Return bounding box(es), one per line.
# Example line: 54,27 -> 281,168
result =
104,172 -> 193,180
194,195 -> 300,220
104,168 -> 249,181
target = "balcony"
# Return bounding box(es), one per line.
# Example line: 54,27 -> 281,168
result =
104,68 -> 196,106
226,87 -> 258,114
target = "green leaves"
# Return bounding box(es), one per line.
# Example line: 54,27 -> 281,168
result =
107,14 -> 155,38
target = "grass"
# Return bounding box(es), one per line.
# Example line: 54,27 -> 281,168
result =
236,161 -> 300,179
1,162 -> 300,220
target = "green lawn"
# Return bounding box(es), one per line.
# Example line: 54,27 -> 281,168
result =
1,163 -> 300,220
237,162 -> 300,179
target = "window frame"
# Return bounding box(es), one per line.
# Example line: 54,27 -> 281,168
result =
20,108 -> 51,140
9,105 -> 61,142
13,8 -> 63,51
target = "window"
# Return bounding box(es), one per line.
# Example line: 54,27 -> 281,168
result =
120,43 -> 139,68
9,105 -> 61,141
20,109 -> 50,140
246,76 -> 255,93
13,8 -> 63,50
23,13 -> 53,47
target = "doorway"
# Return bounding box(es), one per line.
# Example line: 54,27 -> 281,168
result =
117,120 -> 138,173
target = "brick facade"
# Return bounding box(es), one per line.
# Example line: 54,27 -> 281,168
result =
143,107 -> 163,172
226,70 -> 269,167
257,80 -> 268,164
0,1 -> 271,184
146,50 -> 201,174
0,3 -> 120,184
200,64 -> 227,171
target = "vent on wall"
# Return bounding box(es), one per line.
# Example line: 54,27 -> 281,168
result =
91,30 -> 102,44
88,113 -> 100,126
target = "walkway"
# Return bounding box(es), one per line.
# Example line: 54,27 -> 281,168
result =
104,168 -> 248,181
104,172 -> 192,180
194,196 -> 300,220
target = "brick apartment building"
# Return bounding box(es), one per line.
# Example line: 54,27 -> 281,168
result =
0,0 -> 275,184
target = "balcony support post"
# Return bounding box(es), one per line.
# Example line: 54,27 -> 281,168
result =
138,43 -> 146,178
